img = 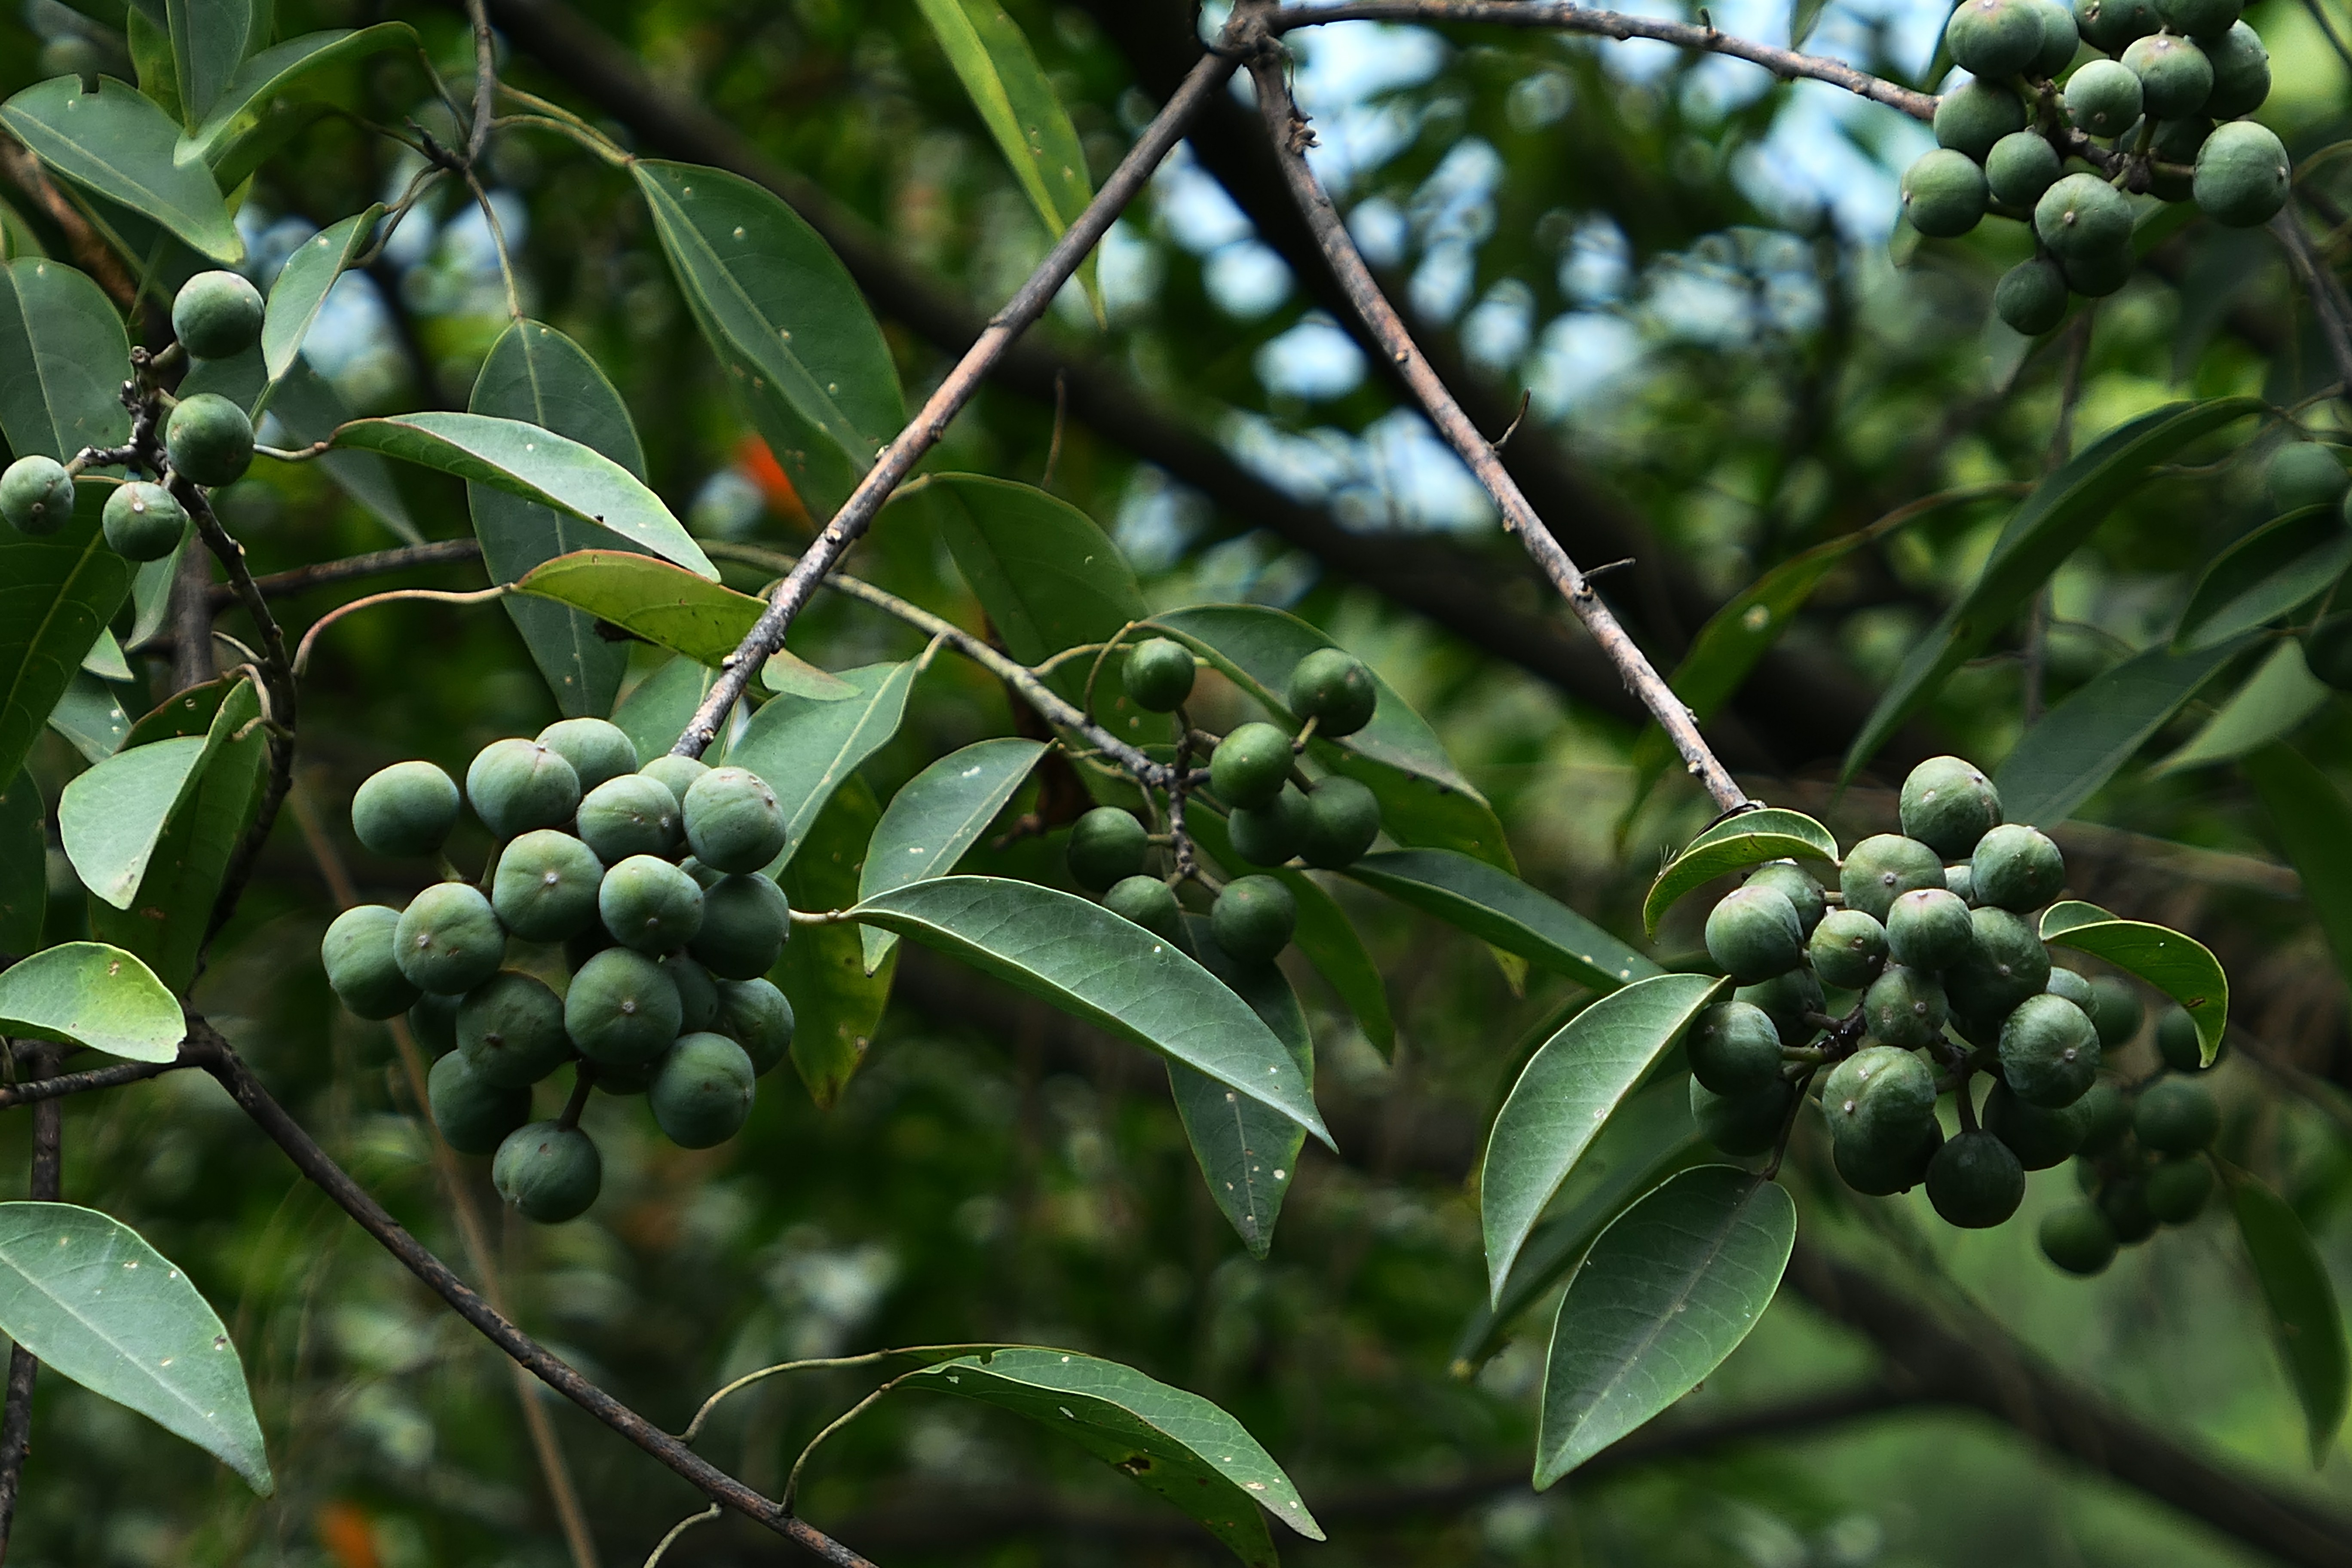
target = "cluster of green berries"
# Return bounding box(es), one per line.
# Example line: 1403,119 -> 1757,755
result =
1907,0 -> 2284,335
318,717 -> 796,1224
1069,639 -> 1382,965
0,270 -> 263,557
2038,1008 -> 2222,1272
1689,753 -> 2188,1235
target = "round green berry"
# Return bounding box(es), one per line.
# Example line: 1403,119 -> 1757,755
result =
564,946 -> 682,1067
467,738 -> 582,841
1926,1130 -> 2026,1228
171,270 -> 263,360
682,766 -> 787,875
665,953 -> 720,1035
322,903 -> 419,1019
1067,806 -> 1149,892
1834,1118 -> 1941,1197
536,717 -> 637,793
394,882 -> 506,996
1899,755 -> 2004,858
1103,874 -> 1181,938
1970,822 -> 2065,910
689,873 -> 790,980
457,970 -> 573,1088
1809,907 -> 1887,991
1687,1001 -> 1783,1096
640,754 -> 709,804
576,774 -> 681,865
1945,906 -> 2051,1018
2134,1077 -> 2220,1152
0,456 -> 77,536
1229,784 -> 1310,867
2027,0 -> 2083,74
1745,862 -> 1825,937
493,1121 -> 601,1223
1864,964 -> 1951,1050
650,1032 -> 757,1149
1840,833 -> 1945,922
1901,148 -> 1988,239
1287,648 -> 1378,737
1987,132 -> 2063,211
1299,776 -> 1381,868
1736,968 -> 1825,1046
714,976 -> 794,1077
100,480 -> 186,561
2123,32 -> 2212,119
2074,1078 -> 2132,1155
1823,1044 -> 1939,1152
1124,637 -> 1197,712
1984,1078 -> 2086,1169
2073,0 -> 2160,54
2000,992 -> 2101,1107
1211,875 -> 1296,964
1936,78 -> 2028,161
409,991 -> 459,1056
2194,119 -> 2290,229
2088,975 -> 2143,1048
1885,887 -> 1976,971
1210,723 -> 1296,810
2101,1175 -> 2160,1243
1994,256 -> 2069,336
1947,0 -> 2046,76
2155,1003 -> 2217,1071
490,829 -> 604,943
599,853 -> 704,954
2040,1199 -> 2120,1273
352,760 -> 461,859
1690,1075 -> 1793,1156
2201,21 -> 2269,117
428,1048 -> 532,1156
163,392 -> 254,487
1705,884 -> 1805,983
2145,1155 -> 2214,1222
2036,172 -> 2134,263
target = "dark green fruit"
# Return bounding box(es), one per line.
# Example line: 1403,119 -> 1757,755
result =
2302,611 -> 2352,691
394,882 -> 505,995
2064,58 -> 2144,138
1746,863 -> 1825,937
457,970 -> 572,1087
0,456 -> 76,536
577,774 -> 681,865
1810,908 -> 1888,991
2035,172 -> 2133,262
713,977 -> 794,1076
490,829 -> 604,942
1823,1044 -> 1939,1151
1984,1078 -> 2085,1169
1970,822 -> 2065,910
493,1122 -> 601,1223
1935,79 -> 2027,161
665,954 -> 720,1034
2100,1175 -> 2159,1243
2000,992 -> 2101,1107
1067,806 -> 1150,892
2135,1077 -> 2219,1152
2155,1003 -> 2216,1070
1840,834 -> 1945,922
1705,884 -> 1805,983
1210,723 -> 1295,810
322,903 -> 419,1019
2046,966 -> 2097,1017
2269,442 -> 2348,512
1124,637 -> 1196,712
427,1049 -> 532,1156
682,766 -> 787,875
1687,1001 -> 1783,1096
2201,21 -> 2269,118
536,717 -> 637,793
1945,863 -> 1975,903
1994,256 -> 2069,337
352,760 -> 461,859
599,853 -> 704,954
2028,0 -> 2083,74
101,481 -> 186,561
689,873 -> 790,980
1689,1075 -> 1792,1156
2122,33 -> 2212,118
565,946 -> 682,1066
2194,120 -> 2289,228
2145,1155 -> 2214,1221
2158,0 -> 2239,35
2074,0 -> 2160,52
1885,888 -> 1975,971
640,754 -> 708,804
1864,965 -> 1950,1050
1211,875 -> 1296,964
1834,1119 -> 1942,1197
466,739 -> 582,841
2089,975 -> 2144,1047
2061,239 -> 2136,299
2040,1200 -> 2120,1274
1945,906 -> 2050,1018
1947,0 -> 2046,75
409,992 -> 459,1055
649,1032 -> 756,1148
1899,755 -> 2003,858
1984,129 -> 2059,208
1927,1130 -> 2026,1228
1287,648 -> 1378,737
1299,776 -> 1381,868
2073,1078 -> 2132,1155
1737,969 -> 1825,1046
1230,784 -> 1310,867
171,270 -> 263,359
1901,149 -> 1988,239
162,392 -> 254,487
1104,874 -> 1181,938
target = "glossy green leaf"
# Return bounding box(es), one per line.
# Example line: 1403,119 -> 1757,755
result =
167,0 -> 260,126
1843,399 -> 2262,779
181,25 -> 416,167
0,941 -> 183,1061
269,359 -> 420,544
2156,641 -> 2330,773
611,654 -> 726,768
2039,901 -> 2226,1065
730,661 -> 921,868
908,474 -> 1143,666
333,411 -> 714,580
0,1202 -> 269,1492
779,776 -> 895,1109
0,769 -> 44,959
632,159 -> 903,516
2173,507 -> 2352,652
2243,743 -> 2352,1015
47,670 -> 130,763
512,548 -> 759,670
129,7 -> 182,126
0,256 -> 132,461
1346,848 -> 1659,994
1480,973 -> 1727,1299
259,205 -> 378,382
1534,1167 -> 1795,1485
1995,640 -> 2245,827
762,649 -> 856,700
0,486 -> 135,787
1640,807 -> 1837,936
128,548 -> 182,649
849,877 -> 1331,1145
1170,914 -> 1313,1258
59,733 -> 209,909
0,77 -> 241,263
2227,1172 -> 2349,1464
901,1347 -> 1320,1562
81,628 -> 130,684
858,737 -> 1046,974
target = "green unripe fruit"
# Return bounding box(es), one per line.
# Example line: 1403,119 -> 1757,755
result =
2061,239 -> 2136,299
2073,1078 -> 2131,1154
713,977 -> 794,1076
2088,976 -> 2143,1047
1211,875 -> 1297,964
682,766 -> 787,874
2158,0 -> 2239,35
2100,1174 -> 2159,1242
599,853 -> 704,954
1834,1118 -> 1941,1197
2073,0 -> 2160,53
1687,1001 -> 1783,1096
427,1048 -> 532,1156
1840,833 -> 1945,921
394,882 -> 506,996
1809,908 -> 1888,991
456,970 -> 572,1087
1948,0 -> 2046,76
493,1121 -> 601,1223
2064,58 -> 2144,138
2200,21 -> 2269,118
564,946 -> 683,1066
2155,1003 -> 2216,1070
2040,1200 -> 2119,1273
1067,806 -> 1150,892
170,270 -> 263,360
689,873 -> 790,980
1104,874 -> 1181,938
2046,966 -> 2097,1017
650,1032 -> 757,1148
0,456 -> 76,536
2027,0 -> 2083,74
1823,1044 -> 1939,1151
1901,149 -> 1988,239
1229,784 -> 1310,867
1885,888 -> 1976,971
1737,969 -> 1825,1046
162,392 -> 254,487
2301,612 -> 2352,691
639,754 -> 709,804
536,717 -> 637,793
321,903 -> 419,1019
410,991 -> 459,1055
1987,132 -> 2063,211
1689,1075 -> 1792,1156
1745,863 -> 1825,937
665,953 -> 720,1034
1970,822 -> 2065,910
2134,1077 -> 2219,1152
1705,884 -> 1805,983
1927,1130 -> 2026,1228
576,774 -> 681,865
2122,33 -> 2212,118
2193,119 -> 2289,228
1936,79 -> 2028,161
2145,1155 -> 2214,1221
1124,637 -> 1197,712
1210,723 -> 1296,809
1288,647 -> 1378,737
490,829 -> 604,942
1994,256 -> 2069,336
351,760 -> 461,859
1984,1078 -> 2085,1168
2036,172 -> 2134,262
100,481 -> 186,561
1299,776 -> 1381,868
1864,964 -> 1951,1050
2000,992 -> 2101,1107
1945,863 -> 1976,903
1899,755 -> 2004,858
2268,442 -> 2349,513
1946,906 -> 2051,1017
466,739 -> 582,841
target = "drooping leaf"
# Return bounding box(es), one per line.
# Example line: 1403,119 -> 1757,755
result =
46,670 -> 130,764
0,77 -> 242,263
1170,914 -> 1313,1258
180,24 -> 416,168
0,487 -> 135,787
1346,848 -> 1658,994
0,941 -> 183,1061
611,653 -> 726,767
858,737 -> 1046,974
900,1348 -> 1321,1563
2039,901 -> 2227,1065
2173,507 -> 2352,652
128,548 -> 182,649
778,776 -> 894,1109
1479,973 -> 1727,1299
0,256 -> 133,462
2242,743 -> 2352,1011
729,661 -> 922,869
59,733 -> 211,909
258,205 -> 378,383
166,0 -> 262,126
0,769 -> 45,959
0,1202 -> 269,1492
762,649 -> 857,700
270,358 -> 421,544
848,877 -> 1331,1144
1534,1167 -> 1795,1485
1640,807 -> 1838,935
907,473 -> 1143,668
1995,640 -> 2246,827
2156,641 -> 2330,773
2227,1172 -> 2349,1464
512,548 -> 760,670
81,628 -> 131,683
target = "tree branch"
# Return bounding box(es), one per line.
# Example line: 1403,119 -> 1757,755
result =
0,1053 -> 189,1109
0,1045 -> 62,1557
211,539 -> 487,605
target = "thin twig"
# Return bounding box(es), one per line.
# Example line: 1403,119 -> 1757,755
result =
0,1044 -> 61,1554
467,0 -> 500,165
2273,201 -> 2352,400
677,1352 -> 900,1446
641,1505 -> 720,1568
213,539 -> 487,606
784,1380 -> 906,1515
291,585 -> 510,675
0,1054 -> 190,1109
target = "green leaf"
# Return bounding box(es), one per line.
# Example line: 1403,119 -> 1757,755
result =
1842,399 -> 2262,780
2242,743 -> 2352,1017
907,474 -> 1143,667
1480,973 -> 1727,1300
2156,641 -> 2330,773
778,776 -> 895,1109
1995,640 -> 2246,827
1170,914 -> 1313,1258
0,256 -> 133,461
60,732 -> 209,909
181,25 -> 416,168
0,770 -> 46,959
81,628 -> 131,684
1640,807 -> 1838,936
331,411 -> 714,580
166,0 -> 261,126
2227,1172 -> 2349,1464
848,877 -> 1331,1145
512,548 -> 760,670
611,654 -> 726,768
729,661 -> 922,870
1534,1167 -> 1795,1485
2173,507 -> 2352,652
0,484 -> 135,787
0,941 -> 183,1060
1345,848 -> 1660,994
269,358 -> 420,545
0,1201 -> 269,1491
857,737 -> 1046,974
129,7 -> 183,126
0,77 -> 242,263
631,160 -> 903,517
762,649 -> 856,701
258,205 -> 377,383
128,548 -> 183,649
2038,900 -> 2227,1065
900,1347 -> 1320,1563
46,670 -> 131,762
